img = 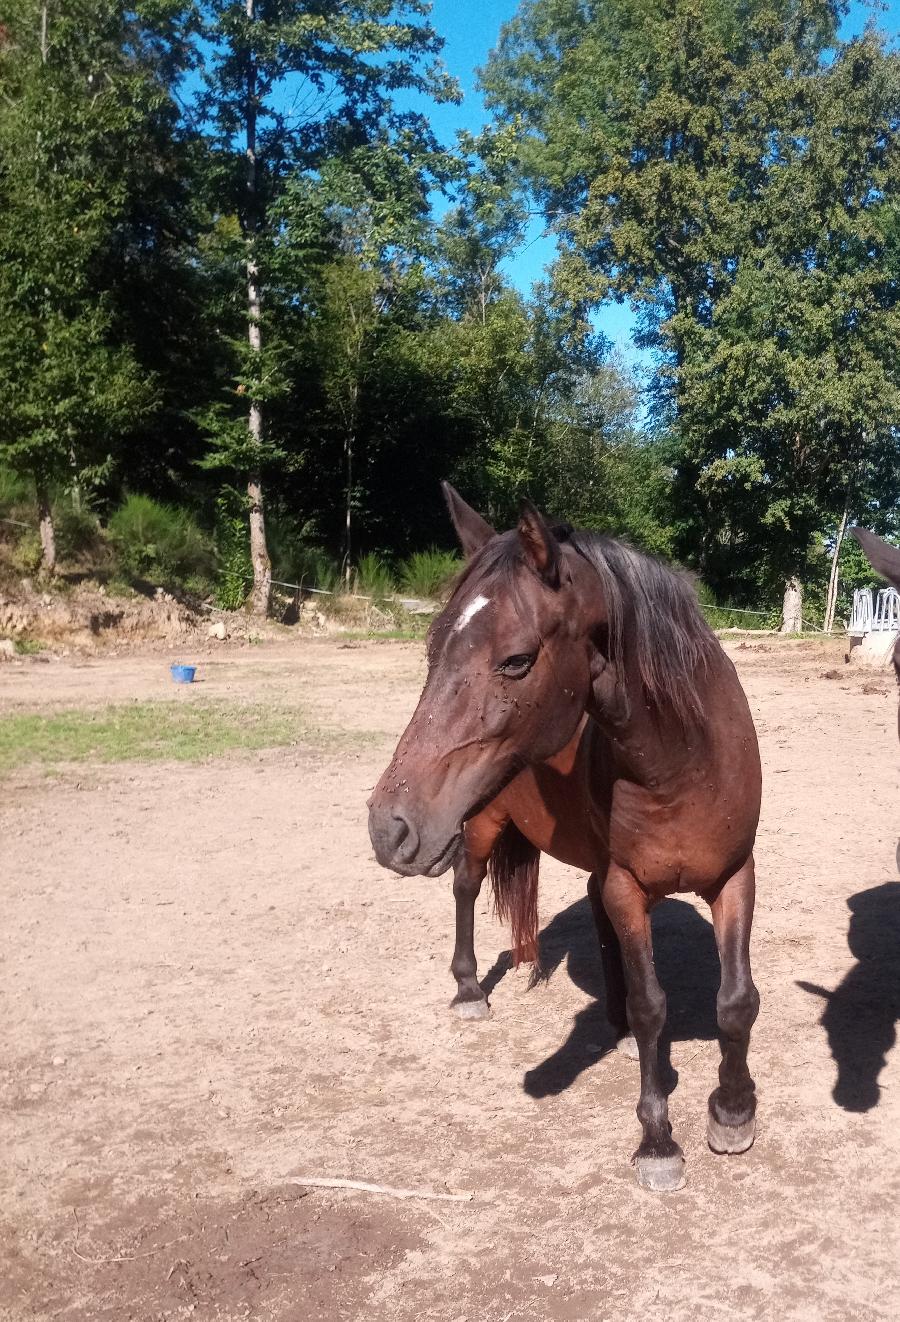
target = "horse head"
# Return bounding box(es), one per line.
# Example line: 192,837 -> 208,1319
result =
367,485 -> 607,877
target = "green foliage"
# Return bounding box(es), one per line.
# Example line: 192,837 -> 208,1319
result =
701,604 -> 781,631
3,0 -> 896,616
355,552 -> 395,600
13,637 -> 44,654
11,532 -> 43,575
0,467 -> 31,517
213,490 -> 251,611
399,548 -> 461,599
53,497 -> 105,565
109,494 -> 214,591
194,0 -> 461,597
264,510 -> 340,594
484,0 -> 900,601
0,0 -> 166,564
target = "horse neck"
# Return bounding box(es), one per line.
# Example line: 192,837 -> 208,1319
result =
587,618 -> 701,786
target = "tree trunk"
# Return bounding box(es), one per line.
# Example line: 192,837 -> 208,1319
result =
243,0 -> 271,618
36,482 -> 56,575
343,428 -> 354,590
780,576 -> 803,634
342,373 -> 359,591
823,495 -> 850,634
247,466 -> 270,615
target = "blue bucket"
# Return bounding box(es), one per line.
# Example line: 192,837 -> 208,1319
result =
170,664 -> 196,684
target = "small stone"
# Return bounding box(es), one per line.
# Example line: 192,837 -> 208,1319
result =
207,621 -> 227,640
52,1055 -> 66,1067
0,639 -> 15,660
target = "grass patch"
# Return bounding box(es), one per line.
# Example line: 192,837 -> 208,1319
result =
339,627 -> 426,642
0,699 -> 360,775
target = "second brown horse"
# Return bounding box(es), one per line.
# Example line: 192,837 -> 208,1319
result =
368,486 -> 762,1191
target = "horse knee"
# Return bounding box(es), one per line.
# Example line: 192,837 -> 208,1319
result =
628,980 -> 667,1041
452,868 -> 484,901
717,981 -> 759,1039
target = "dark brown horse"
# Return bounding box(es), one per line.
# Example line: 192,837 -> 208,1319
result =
852,528 -> 900,735
368,486 -> 762,1191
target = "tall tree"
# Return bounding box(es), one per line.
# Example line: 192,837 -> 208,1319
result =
195,0 -> 456,614
0,0 -> 173,570
483,0 -> 900,611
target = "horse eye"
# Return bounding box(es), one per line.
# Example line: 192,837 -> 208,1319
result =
497,652 -> 536,678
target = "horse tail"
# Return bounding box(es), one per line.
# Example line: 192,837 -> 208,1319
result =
488,822 -> 541,970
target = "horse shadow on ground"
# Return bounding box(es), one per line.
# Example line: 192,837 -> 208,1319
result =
798,880 -> 900,1112
481,895 -> 721,1100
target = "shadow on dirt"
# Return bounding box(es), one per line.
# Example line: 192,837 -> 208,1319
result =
798,880 -> 900,1112
481,895 -> 721,1099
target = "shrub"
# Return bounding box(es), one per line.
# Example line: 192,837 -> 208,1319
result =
354,552 -> 395,600
0,467 -> 31,518
54,498 -> 105,565
109,493 -> 214,591
267,517 -> 340,594
399,547 -> 461,599
11,530 -> 42,574
214,490 -> 251,610
293,546 -> 340,595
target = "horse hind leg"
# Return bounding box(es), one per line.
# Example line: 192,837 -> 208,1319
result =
601,863 -> 685,1192
703,857 -> 760,1155
587,871 -> 638,1060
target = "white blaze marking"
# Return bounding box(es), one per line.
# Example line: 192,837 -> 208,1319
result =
454,594 -> 490,633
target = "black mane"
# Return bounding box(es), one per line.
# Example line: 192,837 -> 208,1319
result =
569,531 -> 720,727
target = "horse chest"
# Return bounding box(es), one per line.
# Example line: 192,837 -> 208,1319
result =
608,777 -> 754,894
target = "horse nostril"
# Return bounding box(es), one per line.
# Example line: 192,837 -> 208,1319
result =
390,810 -> 419,864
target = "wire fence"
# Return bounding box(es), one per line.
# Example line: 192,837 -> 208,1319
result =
698,601 -> 834,634
0,513 -> 848,633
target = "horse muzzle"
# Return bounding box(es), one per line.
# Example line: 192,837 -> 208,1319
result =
367,802 -> 461,877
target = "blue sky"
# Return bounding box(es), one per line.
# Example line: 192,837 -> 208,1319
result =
418,0 -> 900,364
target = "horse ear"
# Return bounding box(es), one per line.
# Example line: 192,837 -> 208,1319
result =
851,528 -> 900,591
441,482 -> 495,558
517,499 -> 559,586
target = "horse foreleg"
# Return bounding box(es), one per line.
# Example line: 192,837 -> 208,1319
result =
602,862 -> 685,1192
703,856 -> 760,1154
587,870 -> 638,1059
448,809 -> 506,1021
449,853 -> 489,1019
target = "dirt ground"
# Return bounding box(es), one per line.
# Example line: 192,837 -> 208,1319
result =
2,636 -> 899,1321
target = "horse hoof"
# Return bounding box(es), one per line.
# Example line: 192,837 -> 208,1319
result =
634,1153 -> 686,1193
707,1114 -> 756,1155
451,997 -> 490,1021
616,1033 -> 639,1061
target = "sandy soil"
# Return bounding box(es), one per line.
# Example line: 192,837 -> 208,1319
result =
1,637 -> 899,1321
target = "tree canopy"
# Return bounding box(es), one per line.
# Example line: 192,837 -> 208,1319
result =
0,0 -> 897,629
